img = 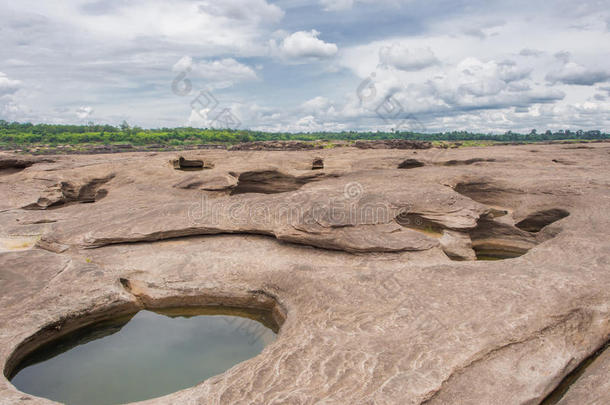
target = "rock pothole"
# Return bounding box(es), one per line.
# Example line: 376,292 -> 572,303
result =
230,170 -> 324,195
395,212 -> 443,235
396,207 -> 569,261
7,306 -> 279,405
312,157 -> 324,170
0,156 -> 54,175
515,209 -> 570,232
449,180 -> 572,258
468,216 -> 538,260
453,181 -> 516,207
23,175 -> 114,210
398,159 -> 425,169
171,157 -> 214,171
5,285 -> 285,405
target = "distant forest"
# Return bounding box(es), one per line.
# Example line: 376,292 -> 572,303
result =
1,120 -> 608,145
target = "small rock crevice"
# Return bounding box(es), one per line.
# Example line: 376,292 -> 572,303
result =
539,340 -> 610,405
552,158 -> 576,166
442,158 -> 496,166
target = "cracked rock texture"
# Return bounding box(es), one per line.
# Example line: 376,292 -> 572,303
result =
0,143 -> 609,404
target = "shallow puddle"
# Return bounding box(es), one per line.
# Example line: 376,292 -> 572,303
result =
10,307 -> 277,405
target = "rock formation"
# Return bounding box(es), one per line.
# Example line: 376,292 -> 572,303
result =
0,143 -> 608,404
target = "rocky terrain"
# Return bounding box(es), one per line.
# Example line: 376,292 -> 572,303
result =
0,143 -> 608,404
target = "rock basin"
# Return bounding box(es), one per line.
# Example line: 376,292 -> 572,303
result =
8,307 -> 278,405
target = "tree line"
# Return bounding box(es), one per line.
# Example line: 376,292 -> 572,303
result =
0,120 -> 608,145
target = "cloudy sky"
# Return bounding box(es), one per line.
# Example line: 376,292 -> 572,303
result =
1,0 -> 609,132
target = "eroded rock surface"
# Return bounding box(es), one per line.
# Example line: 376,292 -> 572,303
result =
0,143 -> 608,405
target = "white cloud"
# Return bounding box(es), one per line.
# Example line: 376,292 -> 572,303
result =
301,96 -> 332,111
0,72 -> 21,97
319,0 -> 355,11
0,72 -> 24,120
76,106 -> 94,119
1,0 -> 610,131
546,62 -> 610,86
3,0 -> 284,55
519,48 -> 544,57
197,0 -> 284,23
277,30 -> 338,60
378,44 -> 439,71
319,0 -> 406,11
554,51 -> 572,64
172,56 -> 258,86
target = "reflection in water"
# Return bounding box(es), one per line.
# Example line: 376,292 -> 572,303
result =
10,307 -> 277,405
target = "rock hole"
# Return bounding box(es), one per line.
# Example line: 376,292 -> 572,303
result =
0,157 -> 54,175
172,157 -> 213,171
118,277 -> 131,290
312,157 -> 324,170
450,182 -> 567,260
230,170 -> 318,195
515,209 -> 570,232
7,305 -> 280,405
453,181 -> 514,207
23,175 -> 114,210
468,216 -> 538,260
398,159 -> 424,169
395,212 -> 444,236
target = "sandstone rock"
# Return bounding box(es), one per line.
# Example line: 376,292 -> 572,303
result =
439,230 -> 476,260
0,143 -> 608,405
554,344 -> 610,405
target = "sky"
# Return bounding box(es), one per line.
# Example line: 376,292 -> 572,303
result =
1,0 -> 609,133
